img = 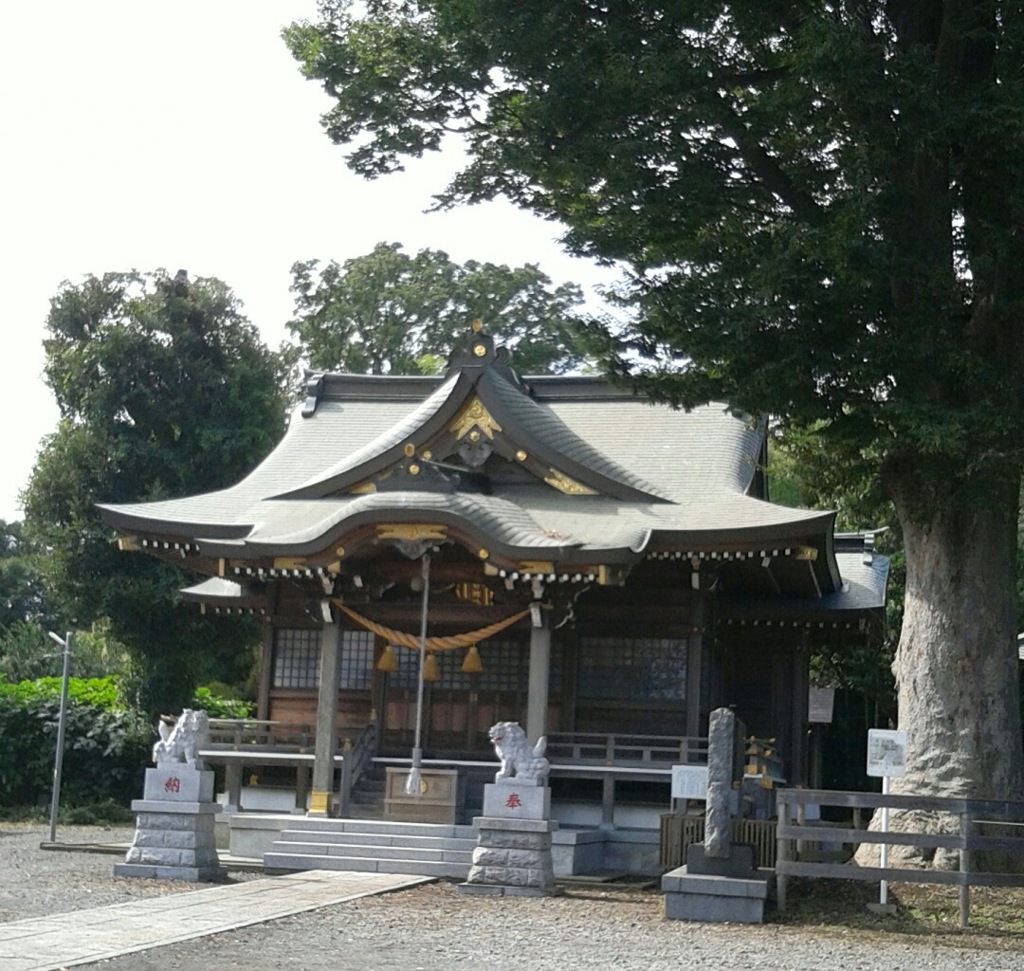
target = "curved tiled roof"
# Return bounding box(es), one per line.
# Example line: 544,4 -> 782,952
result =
97,339 -> 855,599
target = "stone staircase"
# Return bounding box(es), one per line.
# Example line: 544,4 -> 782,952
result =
264,818 -> 478,879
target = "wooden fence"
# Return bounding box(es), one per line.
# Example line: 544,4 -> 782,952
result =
777,788 -> 1024,928
660,814 -> 777,869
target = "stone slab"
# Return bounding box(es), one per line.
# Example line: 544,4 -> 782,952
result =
472,816 -> 558,834
457,882 -> 557,898
482,783 -> 550,820
130,799 -> 222,815
661,868 -> 770,899
114,862 -> 225,882
143,767 -> 215,803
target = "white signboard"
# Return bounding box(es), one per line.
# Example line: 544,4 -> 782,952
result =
866,728 -> 907,778
671,764 -> 708,801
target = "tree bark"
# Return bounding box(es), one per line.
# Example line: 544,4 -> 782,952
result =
856,465 -> 1023,867
890,469 -> 1023,802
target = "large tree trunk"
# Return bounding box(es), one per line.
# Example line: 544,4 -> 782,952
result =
856,467 -> 1023,868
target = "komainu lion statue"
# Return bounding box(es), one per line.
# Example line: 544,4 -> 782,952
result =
488,721 -> 550,786
153,708 -> 210,769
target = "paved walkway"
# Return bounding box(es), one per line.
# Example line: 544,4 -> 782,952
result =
0,869 -> 433,971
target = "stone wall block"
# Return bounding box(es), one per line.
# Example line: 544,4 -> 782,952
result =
162,831 -> 202,850
501,867 -> 528,886
506,849 -> 543,868
472,847 -> 509,867
138,812 -> 193,832
527,866 -> 554,887
479,831 -> 550,851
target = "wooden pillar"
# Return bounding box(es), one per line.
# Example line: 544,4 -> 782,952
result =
686,591 -> 704,739
256,593 -> 277,721
790,649 -> 809,786
526,619 -> 551,744
309,621 -> 341,817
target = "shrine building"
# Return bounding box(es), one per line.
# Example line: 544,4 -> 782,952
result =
98,325 -> 887,860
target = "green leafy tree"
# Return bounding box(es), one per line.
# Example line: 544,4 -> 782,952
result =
287,2 -> 1024,802
22,270 -> 289,715
289,241 -> 588,374
0,520 -> 49,633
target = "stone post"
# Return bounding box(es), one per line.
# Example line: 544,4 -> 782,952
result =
704,707 -> 736,858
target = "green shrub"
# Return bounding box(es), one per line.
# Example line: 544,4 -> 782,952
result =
0,680 -> 152,810
192,685 -> 253,719
0,675 -> 127,710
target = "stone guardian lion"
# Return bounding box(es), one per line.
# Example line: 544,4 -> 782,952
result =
488,721 -> 550,786
152,708 -> 210,769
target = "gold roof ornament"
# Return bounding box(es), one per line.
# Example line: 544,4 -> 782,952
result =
454,582 -> 494,606
376,523 -> 448,542
450,396 -> 503,441
544,468 -> 599,495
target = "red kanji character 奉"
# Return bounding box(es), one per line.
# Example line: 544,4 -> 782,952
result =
505,792 -> 522,809
164,777 -> 181,794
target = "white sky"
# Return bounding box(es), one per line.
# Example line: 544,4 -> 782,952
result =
0,1 -> 616,523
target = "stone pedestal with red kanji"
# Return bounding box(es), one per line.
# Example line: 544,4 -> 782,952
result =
459,781 -> 558,897
114,767 -> 224,882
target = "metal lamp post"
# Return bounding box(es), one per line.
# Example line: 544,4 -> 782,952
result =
46,630 -> 72,844
405,554 -> 430,797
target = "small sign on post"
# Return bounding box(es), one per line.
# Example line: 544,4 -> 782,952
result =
867,729 -> 907,779
671,764 -> 708,802
866,728 -> 907,910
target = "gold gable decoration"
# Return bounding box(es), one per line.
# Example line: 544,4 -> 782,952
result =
450,396 -> 503,441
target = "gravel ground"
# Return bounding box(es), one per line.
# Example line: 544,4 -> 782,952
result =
3,822 -> 1024,970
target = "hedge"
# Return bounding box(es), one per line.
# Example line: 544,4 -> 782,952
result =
0,677 -> 152,808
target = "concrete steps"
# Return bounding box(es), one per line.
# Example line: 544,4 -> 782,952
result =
264,818 -> 478,879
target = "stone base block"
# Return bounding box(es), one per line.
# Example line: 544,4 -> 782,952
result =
114,862 -> 225,882
661,867 -> 769,924
143,767 -> 215,803
120,797 -> 223,882
685,842 -> 756,878
482,782 -> 550,820
464,817 -> 558,896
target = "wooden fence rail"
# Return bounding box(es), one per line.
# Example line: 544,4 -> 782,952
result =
776,788 -> 1024,929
